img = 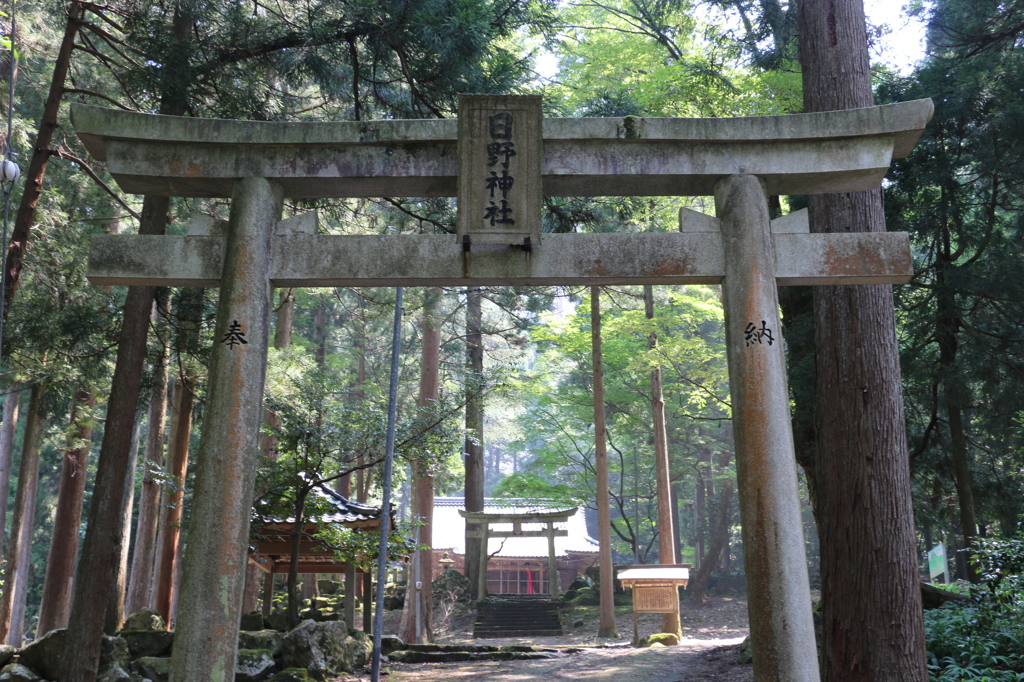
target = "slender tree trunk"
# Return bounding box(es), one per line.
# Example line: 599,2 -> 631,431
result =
105,413 -> 142,633
644,285 -> 679,633
0,383 -> 44,645
3,1 -> 82,311
799,0 -> 928,678
464,287 -> 485,596
935,251 -> 979,582
273,289 -> 295,349
287,495 -> 307,629
126,297 -> 171,615
400,289 -> 440,644
154,377 -> 195,626
688,481 -> 734,605
0,388 -> 20,559
591,287 -> 618,638
37,388 -> 95,635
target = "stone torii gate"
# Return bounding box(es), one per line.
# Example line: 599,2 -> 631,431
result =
73,96 -> 932,682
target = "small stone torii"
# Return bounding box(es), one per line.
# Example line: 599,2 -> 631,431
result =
73,95 -> 932,682
458,506 -> 575,600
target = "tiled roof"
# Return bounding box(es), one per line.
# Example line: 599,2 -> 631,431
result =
432,497 -> 599,559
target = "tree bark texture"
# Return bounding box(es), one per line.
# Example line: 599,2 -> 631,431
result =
591,287 -> 618,638
687,480 -> 734,605
3,1 -> 81,311
62,194 -> 168,681
0,383 -> 44,645
273,288 -> 295,349
799,0 -> 928,678
37,388 -> 95,635
105,414 -> 142,634
0,389 -> 20,560
644,285 -> 679,634
126,297 -> 171,615
400,290 -> 440,644
154,376 -> 195,626
464,286 -> 484,598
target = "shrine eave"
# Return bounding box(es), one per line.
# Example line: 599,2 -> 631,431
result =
70,99 -> 933,199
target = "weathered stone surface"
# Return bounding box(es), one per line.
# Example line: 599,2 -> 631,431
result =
120,630 -> 174,658
87,230 -> 913,289
235,649 -> 276,682
0,663 -> 44,682
343,629 -> 371,670
379,635 -> 405,656
240,611 -> 267,632
238,630 -> 284,656
122,609 -> 166,632
99,636 -> 131,671
268,669 -> 314,682
738,636 -> 753,664
280,620 -> 359,679
70,99 -> 933,199
388,650 -> 472,664
18,628 -> 66,680
432,568 -> 471,602
265,613 -> 289,632
0,647 -> 14,668
96,662 -> 133,682
132,656 -> 170,682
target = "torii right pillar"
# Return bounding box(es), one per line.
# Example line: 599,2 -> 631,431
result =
718,174 -> 818,682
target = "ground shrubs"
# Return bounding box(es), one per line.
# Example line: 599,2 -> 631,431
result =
925,530 -> 1024,680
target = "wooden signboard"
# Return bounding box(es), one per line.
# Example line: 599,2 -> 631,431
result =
457,94 -> 542,247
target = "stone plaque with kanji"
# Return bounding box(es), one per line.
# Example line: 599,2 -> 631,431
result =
457,94 -> 542,247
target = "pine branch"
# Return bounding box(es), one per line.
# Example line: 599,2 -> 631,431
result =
63,88 -> 133,110
51,148 -> 141,221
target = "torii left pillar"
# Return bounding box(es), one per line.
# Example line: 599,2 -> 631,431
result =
169,177 -> 282,682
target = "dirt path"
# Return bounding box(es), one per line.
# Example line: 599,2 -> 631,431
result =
383,638 -> 750,682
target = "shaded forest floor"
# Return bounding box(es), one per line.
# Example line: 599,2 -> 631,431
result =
334,596 -> 753,681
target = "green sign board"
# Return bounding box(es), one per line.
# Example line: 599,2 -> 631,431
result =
927,544 -> 947,582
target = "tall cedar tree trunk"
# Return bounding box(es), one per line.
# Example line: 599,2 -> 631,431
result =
464,287 -> 485,597
126,296 -> 172,614
2,1 -> 81,311
37,388 -> 95,635
105,415 -> 142,633
63,0 -> 192,666
644,285 -> 679,634
0,384 -> 43,644
799,0 -> 928,678
154,376 -> 195,626
400,289 -> 440,644
0,389 -> 20,559
935,236 -> 979,582
591,287 -> 618,638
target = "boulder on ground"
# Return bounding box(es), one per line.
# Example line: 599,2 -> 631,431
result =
264,613 -> 289,632
0,663 -> 44,682
235,649 -> 276,682
18,628 -> 66,681
280,620 -> 360,679
645,633 -> 679,647
238,630 -> 284,656
343,629 -> 372,669
132,656 -> 171,682
432,568 -> 471,602
269,669 -> 314,682
122,609 -> 166,632
100,635 -> 130,670
738,636 -> 753,664
379,635 -> 405,656
119,631 -> 174,658
240,611 -> 267,632
96,662 -> 133,682
0,647 -> 14,669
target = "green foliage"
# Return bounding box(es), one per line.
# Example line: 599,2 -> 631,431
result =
925,529 -> 1024,680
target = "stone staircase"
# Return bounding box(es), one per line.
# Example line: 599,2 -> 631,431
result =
473,594 -> 564,638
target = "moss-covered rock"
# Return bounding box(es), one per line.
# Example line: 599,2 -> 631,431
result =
0,663 -> 44,682
0,647 -> 14,669
646,633 -> 679,646
122,609 -> 166,632
238,630 -> 284,656
132,656 -> 171,682
379,635 -> 405,656
240,611 -> 267,632
235,649 -> 276,682
18,628 -> 66,680
570,587 -> 600,606
280,619 -> 359,679
268,669 -> 314,682
119,630 -> 174,658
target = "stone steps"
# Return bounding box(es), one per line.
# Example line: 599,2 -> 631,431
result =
473,596 -> 563,638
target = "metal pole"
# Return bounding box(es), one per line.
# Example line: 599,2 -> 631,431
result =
371,286 -> 403,682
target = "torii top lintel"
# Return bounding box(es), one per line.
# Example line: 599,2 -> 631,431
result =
70,99 -> 933,200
